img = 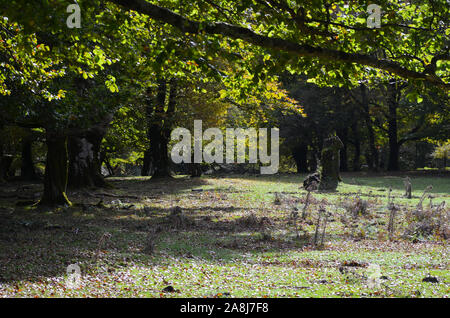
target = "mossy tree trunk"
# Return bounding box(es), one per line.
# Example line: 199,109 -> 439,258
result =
319,149 -> 339,190
144,79 -> 177,179
318,135 -> 343,191
39,134 -> 71,206
360,84 -> 378,171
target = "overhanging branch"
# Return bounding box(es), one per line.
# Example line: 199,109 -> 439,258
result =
110,0 -> 449,90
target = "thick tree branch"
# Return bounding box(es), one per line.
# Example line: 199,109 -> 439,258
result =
110,0 -> 449,90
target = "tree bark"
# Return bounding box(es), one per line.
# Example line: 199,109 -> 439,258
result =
67,113 -> 112,188
149,80 -> 170,178
20,137 -> 38,180
1,156 -> 13,180
292,143 -> 308,173
150,133 -> 171,178
68,130 -> 107,188
102,152 -> 115,175
141,88 -> 154,177
141,149 -> 152,176
147,79 -> 177,179
39,134 -> 71,206
318,135 -> 343,191
360,84 -> 378,171
308,146 -> 319,172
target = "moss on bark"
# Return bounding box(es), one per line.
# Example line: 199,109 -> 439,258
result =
318,135 -> 343,191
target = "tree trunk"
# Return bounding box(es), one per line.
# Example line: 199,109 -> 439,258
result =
20,138 -> 38,180
39,134 -> 71,206
387,82 -> 400,171
141,149 -> 152,176
150,131 -> 171,178
1,156 -> 13,180
67,113 -> 112,188
147,79 -> 177,179
102,152 -> 115,175
319,150 -> 338,190
292,143 -> 308,173
360,85 -> 379,171
149,80 -> 170,178
308,146 -> 318,172
68,132 -> 106,188
318,135 -> 343,191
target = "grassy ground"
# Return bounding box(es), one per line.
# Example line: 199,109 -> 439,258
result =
0,172 -> 448,298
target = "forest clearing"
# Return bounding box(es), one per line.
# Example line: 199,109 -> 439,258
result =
1,0 -> 449,301
0,173 -> 448,298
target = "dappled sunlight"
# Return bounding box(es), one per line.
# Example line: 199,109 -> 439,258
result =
0,174 -> 448,297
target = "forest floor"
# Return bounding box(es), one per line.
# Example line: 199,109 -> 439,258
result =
0,172 -> 448,298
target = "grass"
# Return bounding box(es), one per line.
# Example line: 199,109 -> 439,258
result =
0,172 -> 448,298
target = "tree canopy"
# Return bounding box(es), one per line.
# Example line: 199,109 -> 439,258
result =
107,0 -> 449,90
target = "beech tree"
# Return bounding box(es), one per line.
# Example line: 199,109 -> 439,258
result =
0,8 -> 123,204
1,0 -> 294,203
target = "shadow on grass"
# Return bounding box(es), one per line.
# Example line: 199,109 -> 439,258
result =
1,173 -> 447,286
0,195 -> 308,285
